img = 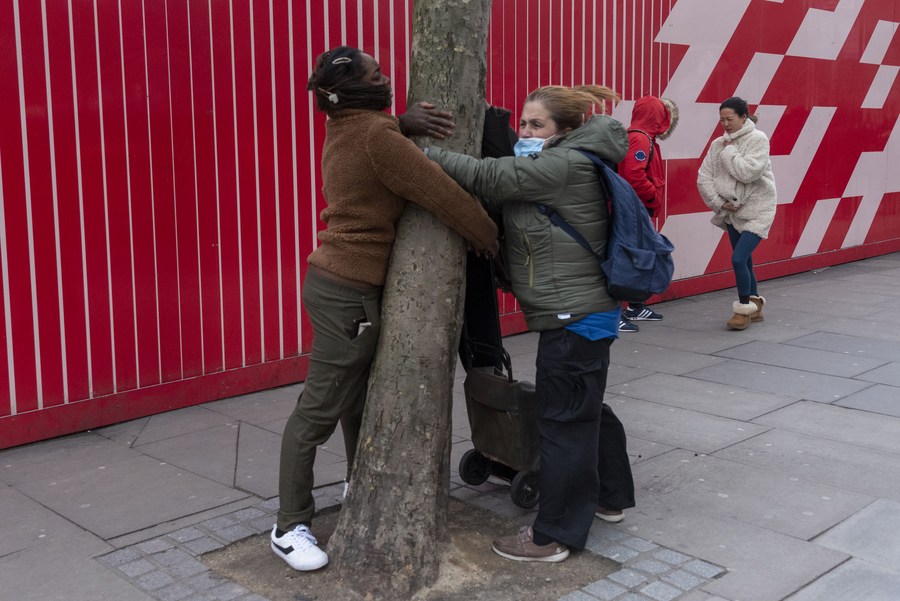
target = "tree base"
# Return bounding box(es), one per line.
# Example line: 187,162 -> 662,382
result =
203,498 -> 618,601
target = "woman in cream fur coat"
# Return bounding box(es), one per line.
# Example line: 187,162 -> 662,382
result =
697,96 -> 776,330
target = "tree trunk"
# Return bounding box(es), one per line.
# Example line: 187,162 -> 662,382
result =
327,0 -> 492,598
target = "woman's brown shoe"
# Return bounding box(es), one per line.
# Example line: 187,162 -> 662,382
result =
727,301 -> 756,330
749,295 -> 765,322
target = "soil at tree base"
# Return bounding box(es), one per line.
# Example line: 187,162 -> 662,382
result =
203,498 -> 618,600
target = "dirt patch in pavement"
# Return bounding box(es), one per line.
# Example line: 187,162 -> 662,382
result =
203,498 -> 617,601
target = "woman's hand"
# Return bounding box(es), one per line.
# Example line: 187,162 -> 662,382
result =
721,201 -> 739,212
471,239 -> 501,258
398,102 -> 456,139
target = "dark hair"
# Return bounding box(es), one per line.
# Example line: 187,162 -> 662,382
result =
307,46 -> 391,114
720,96 -> 758,123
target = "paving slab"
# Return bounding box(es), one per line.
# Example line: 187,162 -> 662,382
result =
611,340 -> 726,376
785,331 -> 900,363
752,401 -> 900,455
617,323 -> 742,355
713,340 -> 888,378
855,362 -> 900,386
624,434 -> 675,464
630,449 -> 870,540
771,281 -> 896,308
0,537 -> 153,601
814,499 -> 900,571
835,384 -> 900,418
0,432 -> 139,486
784,558 -> 900,601
138,423 -> 240,486
234,423 -> 283,498
611,397 -> 769,455
131,406 -> 238,447
647,299 -> 819,344
713,428 -> 900,502
608,372 -> 797,421
255,415 -> 288,437
607,362 -> 656,386
0,485 -> 107,557
202,384 -> 301,425
814,315 -> 900,342
685,359 -> 873,403
16,454 -> 248,539
865,305 -> 900,325
616,511 -> 847,601
96,417 -> 150,446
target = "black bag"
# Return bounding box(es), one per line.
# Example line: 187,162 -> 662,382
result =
461,254 -> 539,474
463,350 -> 539,473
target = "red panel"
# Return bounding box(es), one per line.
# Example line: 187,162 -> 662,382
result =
272,0 -> 299,360
326,0 -> 342,51
232,0 -> 262,367
294,0 -> 317,355
71,0 -> 115,397
250,1 -> 281,363
45,1 -> 89,403
818,197 -> 865,253
166,0 -> 203,378
210,2 -> 243,371
120,0 -> 161,388
144,0 -> 183,383
188,0 -> 224,375
19,3 -> 64,407
0,260 -> 8,416
1,0 -> 39,413
96,0 -> 138,393
344,0 -> 360,48
866,192 -> 900,245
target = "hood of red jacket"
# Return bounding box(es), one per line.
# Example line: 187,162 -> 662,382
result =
630,96 -> 678,139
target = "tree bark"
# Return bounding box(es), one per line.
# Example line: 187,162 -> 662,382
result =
327,0 -> 492,598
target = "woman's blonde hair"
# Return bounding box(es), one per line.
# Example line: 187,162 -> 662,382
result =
525,85 -> 620,131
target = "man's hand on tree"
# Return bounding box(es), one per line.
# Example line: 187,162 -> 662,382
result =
399,101 -> 456,139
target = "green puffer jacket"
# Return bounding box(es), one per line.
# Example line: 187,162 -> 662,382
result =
430,115 -> 628,331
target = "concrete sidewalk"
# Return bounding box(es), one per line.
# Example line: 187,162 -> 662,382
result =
2,253 -> 900,601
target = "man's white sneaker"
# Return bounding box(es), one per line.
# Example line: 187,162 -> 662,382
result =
270,525 -> 328,571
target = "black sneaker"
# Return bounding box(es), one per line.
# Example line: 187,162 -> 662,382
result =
619,318 -> 639,333
624,306 -> 663,321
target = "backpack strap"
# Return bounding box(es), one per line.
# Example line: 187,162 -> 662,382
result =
627,128 -> 654,167
534,149 -> 611,263
535,203 -> 596,258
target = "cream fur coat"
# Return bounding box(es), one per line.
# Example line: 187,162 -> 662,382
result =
697,120 -> 777,238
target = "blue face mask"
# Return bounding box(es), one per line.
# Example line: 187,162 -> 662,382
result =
514,137 -> 546,157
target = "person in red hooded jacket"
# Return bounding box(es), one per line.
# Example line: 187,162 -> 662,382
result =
617,96 -> 678,332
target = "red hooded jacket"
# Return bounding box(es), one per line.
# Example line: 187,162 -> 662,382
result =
619,96 -> 676,216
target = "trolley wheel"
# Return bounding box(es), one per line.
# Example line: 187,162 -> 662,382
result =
510,470 -> 539,508
459,449 -> 491,485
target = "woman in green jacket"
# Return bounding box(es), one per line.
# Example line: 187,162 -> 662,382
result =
429,85 -> 636,562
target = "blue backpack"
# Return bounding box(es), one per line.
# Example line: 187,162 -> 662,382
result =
536,150 -> 675,303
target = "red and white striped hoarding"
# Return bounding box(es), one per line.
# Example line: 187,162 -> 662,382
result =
1,0 -> 898,448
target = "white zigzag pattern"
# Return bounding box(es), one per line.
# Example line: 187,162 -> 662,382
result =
656,0 -> 895,277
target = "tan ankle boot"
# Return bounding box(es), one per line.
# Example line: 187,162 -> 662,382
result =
727,301 -> 756,330
749,295 -> 765,322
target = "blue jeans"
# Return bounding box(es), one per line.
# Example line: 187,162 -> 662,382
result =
727,224 -> 761,298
